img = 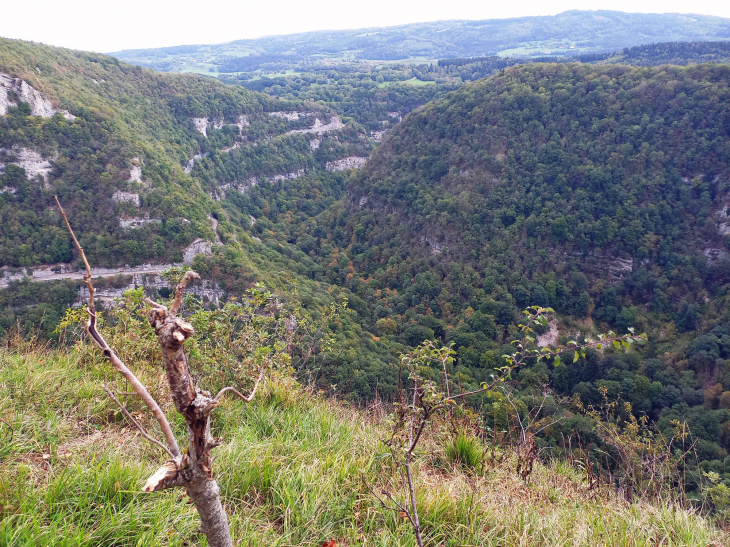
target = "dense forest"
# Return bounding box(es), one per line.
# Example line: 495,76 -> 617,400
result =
223,63 -> 730,490
216,42 -> 730,132
0,38 -> 369,341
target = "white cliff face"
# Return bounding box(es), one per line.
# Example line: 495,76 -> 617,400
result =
0,73 -> 75,120
128,158 -> 144,183
325,156 -> 368,172
289,116 -> 345,135
716,199 -> 730,236
191,116 -> 246,137
192,117 -> 209,136
119,218 -> 161,229
0,147 -> 54,181
236,115 -> 249,132
269,111 -> 311,121
128,165 -> 143,183
183,238 -> 213,264
112,191 -> 140,207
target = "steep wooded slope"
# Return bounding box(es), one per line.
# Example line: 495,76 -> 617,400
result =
346,63 -> 730,320
0,38 -> 366,270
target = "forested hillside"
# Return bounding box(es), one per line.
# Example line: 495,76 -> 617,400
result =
225,63 -> 730,488
0,38 -> 371,340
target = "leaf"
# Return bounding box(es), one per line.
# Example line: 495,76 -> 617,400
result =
613,340 -> 621,350
553,356 -> 561,367
323,541 -> 339,547
573,351 -> 579,363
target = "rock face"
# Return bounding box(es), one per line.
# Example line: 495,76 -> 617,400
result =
716,199 -> 730,236
326,156 -> 368,172
112,191 -> 140,207
191,116 -> 246,137
235,115 -> 249,132
119,218 -> 161,229
0,73 -> 75,120
0,147 -> 54,181
289,116 -> 345,135
184,153 -> 207,174
192,118 -> 211,136
269,111 -> 311,121
183,238 -> 213,264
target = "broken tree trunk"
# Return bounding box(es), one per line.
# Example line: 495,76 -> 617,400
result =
142,271 -> 232,546
55,197 -> 272,547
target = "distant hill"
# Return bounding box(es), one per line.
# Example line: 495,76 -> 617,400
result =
110,10 -> 730,74
603,40 -> 730,65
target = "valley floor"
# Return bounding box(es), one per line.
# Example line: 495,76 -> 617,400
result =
0,345 -> 726,546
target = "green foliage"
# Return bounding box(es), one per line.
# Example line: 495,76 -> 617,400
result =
704,472 -> 730,523
445,434 -> 483,469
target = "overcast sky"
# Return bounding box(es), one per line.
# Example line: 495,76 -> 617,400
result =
2,0 -> 729,53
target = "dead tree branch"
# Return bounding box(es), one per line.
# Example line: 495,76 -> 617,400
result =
102,383 -> 176,460
55,196 -> 181,459
210,363 -> 267,408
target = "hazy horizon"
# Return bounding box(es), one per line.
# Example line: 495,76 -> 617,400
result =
1,1 -> 730,54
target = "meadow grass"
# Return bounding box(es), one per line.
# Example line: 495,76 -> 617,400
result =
1,344 -> 727,546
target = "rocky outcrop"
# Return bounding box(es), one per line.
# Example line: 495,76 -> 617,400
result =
183,238 -> 213,264
289,116 -> 345,135
269,111 -> 312,121
0,147 -> 54,182
184,153 -> 207,174
0,73 -> 75,120
192,118 -> 211,136
537,321 -> 560,348
119,218 -> 161,229
236,115 -> 249,132
112,191 -> 140,207
326,156 -> 367,172
716,199 -> 730,236
191,116 -> 246,137
371,129 -> 388,142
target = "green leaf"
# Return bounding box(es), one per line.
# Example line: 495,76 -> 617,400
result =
573,351 -> 579,363
553,356 -> 561,367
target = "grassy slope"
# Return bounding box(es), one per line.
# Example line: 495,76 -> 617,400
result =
0,344 -> 726,546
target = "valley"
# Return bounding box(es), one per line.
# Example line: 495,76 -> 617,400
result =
2,14 -> 730,545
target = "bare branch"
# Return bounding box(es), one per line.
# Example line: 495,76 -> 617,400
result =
55,196 -> 95,306
142,459 -> 183,492
170,270 -> 200,316
103,383 -> 176,460
361,473 -> 410,515
56,198 -> 181,459
210,365 -> 267,410
144,297 -> 168,312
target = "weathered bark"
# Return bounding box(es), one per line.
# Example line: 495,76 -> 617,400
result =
145,271 -> 233,547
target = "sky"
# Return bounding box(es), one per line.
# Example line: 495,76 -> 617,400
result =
2,0 -> 730,53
